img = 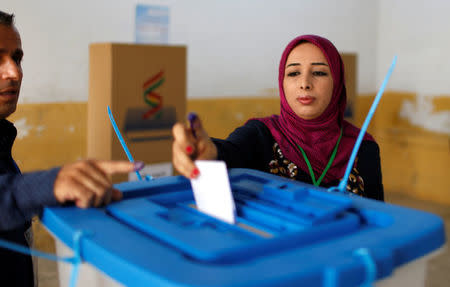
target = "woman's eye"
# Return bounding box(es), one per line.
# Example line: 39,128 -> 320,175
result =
313,71 -> 327,76
287,71 -> 300,77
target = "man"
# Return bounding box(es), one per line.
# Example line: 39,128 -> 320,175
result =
0,11 -> 141,286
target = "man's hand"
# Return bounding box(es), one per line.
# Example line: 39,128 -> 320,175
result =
53,160 -> 142,208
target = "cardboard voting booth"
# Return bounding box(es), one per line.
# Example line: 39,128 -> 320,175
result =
341,53 -> 356,118
42,168 -> 445,287
87,43 -> 186,181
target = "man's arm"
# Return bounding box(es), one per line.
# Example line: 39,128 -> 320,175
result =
0,160 -> 140,231
0,168 -> 59,230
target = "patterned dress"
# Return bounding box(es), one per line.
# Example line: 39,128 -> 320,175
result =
268,142 -> 367,197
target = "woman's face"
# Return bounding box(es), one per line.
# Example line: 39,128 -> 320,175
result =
283,42 -> 333,120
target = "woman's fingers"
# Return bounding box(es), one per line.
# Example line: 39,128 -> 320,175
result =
172,133 -> 198,178
173,122 -> 196,155
172,116 -> 218,178
190,117 -> 218,160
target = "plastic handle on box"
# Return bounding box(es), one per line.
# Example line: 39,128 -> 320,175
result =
234,181 -> 352,225
266,187 -> 352,223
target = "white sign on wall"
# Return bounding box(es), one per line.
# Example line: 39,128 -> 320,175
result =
135,4 -> 169,44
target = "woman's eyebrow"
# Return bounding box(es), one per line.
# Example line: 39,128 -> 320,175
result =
286,62 -> 328,68
286,63 -> 300,68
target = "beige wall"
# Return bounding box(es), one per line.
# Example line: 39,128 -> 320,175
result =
8,94 -> 450,206
356,92 -> 450,205
9,102 -> 86,171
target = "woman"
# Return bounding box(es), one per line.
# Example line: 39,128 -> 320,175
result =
172,35 -> 384,201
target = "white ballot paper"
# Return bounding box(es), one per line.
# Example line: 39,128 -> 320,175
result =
190,160 -> 236,224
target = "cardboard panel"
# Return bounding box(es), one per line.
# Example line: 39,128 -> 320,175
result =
353,93 -> 376,135
341,53 -> 356,119
88,44 -> 186,181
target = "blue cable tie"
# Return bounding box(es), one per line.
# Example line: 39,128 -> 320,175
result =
0,237 -> 73,263
337,56 -> 397,193
323,267 -> 337,287
326,186 -> 342,194
68,230 -> 85,287
107,106 -> 144,181
0,229 -> 89,287
354,248 -> 377,287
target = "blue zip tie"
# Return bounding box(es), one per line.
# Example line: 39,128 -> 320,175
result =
354,248 -> 376,287
0,230 -> 88,287
323,267 -> 337,287
333,56 -> 397,193
68,230 -> 84,287
107,106 -> 144,181
0,237 -> 73,263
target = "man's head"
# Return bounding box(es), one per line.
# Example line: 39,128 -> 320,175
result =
0,11 -> 22,119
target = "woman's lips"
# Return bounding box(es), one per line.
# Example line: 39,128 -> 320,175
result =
297,96 -> 314,105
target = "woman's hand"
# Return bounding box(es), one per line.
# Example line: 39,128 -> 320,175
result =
172,114 -> 217,178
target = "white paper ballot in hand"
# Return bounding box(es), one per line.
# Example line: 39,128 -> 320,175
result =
190,160 -> 236,224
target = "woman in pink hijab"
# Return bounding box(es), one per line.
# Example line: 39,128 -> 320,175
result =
172,35 -> 383,201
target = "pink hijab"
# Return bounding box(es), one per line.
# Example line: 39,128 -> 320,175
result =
257,35 -> 373,184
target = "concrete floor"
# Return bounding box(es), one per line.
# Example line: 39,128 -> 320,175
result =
34,192 -> 449,287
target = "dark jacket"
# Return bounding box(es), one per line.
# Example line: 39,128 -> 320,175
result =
0,119 -> 60,287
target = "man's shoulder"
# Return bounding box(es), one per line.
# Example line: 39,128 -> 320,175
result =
0,119 -> 16,131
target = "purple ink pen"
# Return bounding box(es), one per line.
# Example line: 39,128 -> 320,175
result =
188,112 -> 198,138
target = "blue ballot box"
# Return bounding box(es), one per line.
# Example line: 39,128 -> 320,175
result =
42,168 -> 445,287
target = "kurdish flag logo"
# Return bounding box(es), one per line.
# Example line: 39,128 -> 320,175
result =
142,70 -> 165,119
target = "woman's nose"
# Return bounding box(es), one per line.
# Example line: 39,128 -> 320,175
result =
299,75 -> 312,90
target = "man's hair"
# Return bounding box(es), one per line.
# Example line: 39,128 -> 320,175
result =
0,10 -> 14,26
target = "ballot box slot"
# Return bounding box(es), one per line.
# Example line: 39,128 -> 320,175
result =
183,203 -> 276,238
148,190 -> 310,234
149,192 -> 294,235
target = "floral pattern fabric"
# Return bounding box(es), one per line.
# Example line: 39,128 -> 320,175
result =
268,142 -> 366,197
